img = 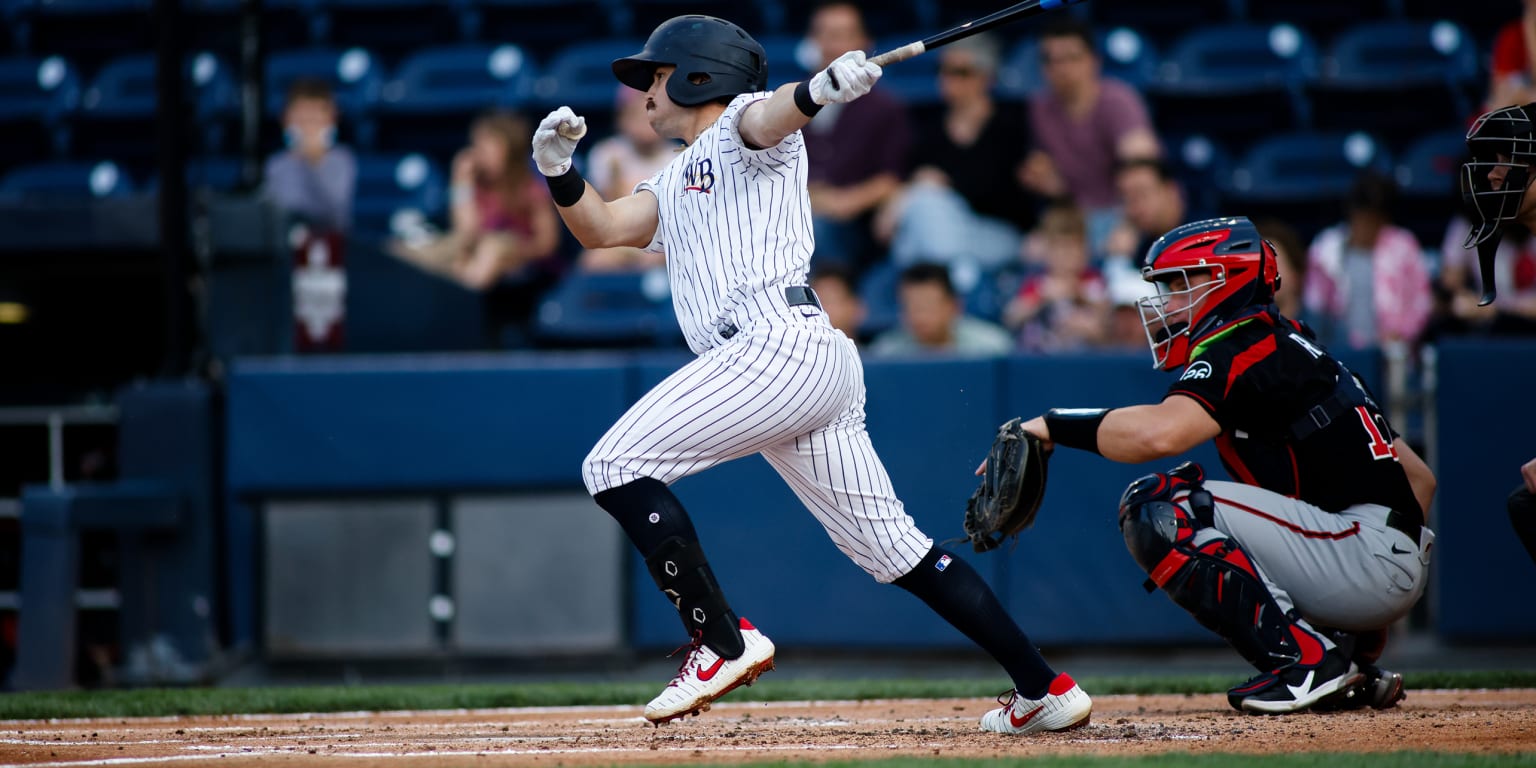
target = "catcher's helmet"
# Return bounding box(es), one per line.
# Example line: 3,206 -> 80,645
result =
1137,216 -> 1280,371
1462,102 -> 1536,246
612,15 -> 768,107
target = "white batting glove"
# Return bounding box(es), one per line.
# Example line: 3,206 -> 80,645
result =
808,50 -> 882,105
532,106 -> 586,177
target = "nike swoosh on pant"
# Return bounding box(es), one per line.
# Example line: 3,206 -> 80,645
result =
1009,705 -> 1045,728
1391,544 -> 1412,555
696,657 -> 727,682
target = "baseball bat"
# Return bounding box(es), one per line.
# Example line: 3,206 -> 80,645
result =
870,0 -> 1088,67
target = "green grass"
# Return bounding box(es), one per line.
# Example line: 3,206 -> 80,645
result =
2,670 -> 1535,721
675,757 -> 1536,768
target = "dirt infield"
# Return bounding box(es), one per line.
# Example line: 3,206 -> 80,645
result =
2,690 -> 1533,766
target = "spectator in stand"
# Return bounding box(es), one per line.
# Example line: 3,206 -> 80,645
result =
1021,17 -> 1160,258
1488,0 -> 1536,111
810,263 -> 869,344
577,87 -> 676,273
871,262 -> 1012,356
263,78 -> 355,235
1253,216 -> 1307,322
1302,172 -> 1432,352
1103,157 -> 1185,268
1437,215 -> 1536,336
1004,202 -> 1109,353
802,1 -> 912,274
878,33 -> 1038,273
387,110 -> 562,346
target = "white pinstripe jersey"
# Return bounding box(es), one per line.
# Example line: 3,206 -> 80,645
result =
636,92 -> 815,354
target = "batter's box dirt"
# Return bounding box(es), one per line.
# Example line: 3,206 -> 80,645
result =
0,690 -> 1532,766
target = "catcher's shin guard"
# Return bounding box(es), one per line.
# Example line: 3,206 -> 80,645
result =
645,536 -> 745,659
1118,471 -> 1324,673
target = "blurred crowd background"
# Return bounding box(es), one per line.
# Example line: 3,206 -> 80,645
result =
2,0 -> 1536,687
2,0 -> 1532,400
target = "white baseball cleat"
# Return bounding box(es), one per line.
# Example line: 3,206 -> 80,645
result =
644,618 -> 776,725
980,673 -> 1093,735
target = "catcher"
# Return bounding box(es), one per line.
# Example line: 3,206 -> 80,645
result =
969,217 -> 1435,714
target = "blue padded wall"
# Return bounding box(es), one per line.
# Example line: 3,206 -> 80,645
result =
1432,339 -> 1536,641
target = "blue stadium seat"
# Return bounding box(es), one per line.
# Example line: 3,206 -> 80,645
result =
0,160 -> 135,202
1164,133 -> 1234,221
1242,0 -> 1403,30
1393,128 -> 1467,245
533,270 -> 683,348
0,55 -> 79,166
1397,0 -> 1508,43
311,0 -> 473,61
1146,22 -> 1320,146
874,35 -> 941,108
531,39 -> 646,114
350,152 -> 446,239
1086,0 -> 1243,47
374,43 -> 535,154
857,260 -> 900,338
758,34 -> 811,88
999,26 -> 1158,98
468,0 -> 615,61
1306,19 -> 1480,143
265,47 -> 384,117
1219,131 -> 1392,239
25,0 -> 155,74
186,0 -> 319,51
72,52 -> 237,166
613,0 -> 772,39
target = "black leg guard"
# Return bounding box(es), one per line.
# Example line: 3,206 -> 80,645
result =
645,536 -> 745,659
593,478 -> 744,659
1119,469 -> 1326,673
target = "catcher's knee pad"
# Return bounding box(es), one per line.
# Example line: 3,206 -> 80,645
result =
645,536 -> 745,659
1120,499 -> 1321,672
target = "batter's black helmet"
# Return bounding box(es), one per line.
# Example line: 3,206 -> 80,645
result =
612,15 -> 768,107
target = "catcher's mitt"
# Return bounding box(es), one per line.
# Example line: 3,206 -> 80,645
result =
963,417 -> 1051,552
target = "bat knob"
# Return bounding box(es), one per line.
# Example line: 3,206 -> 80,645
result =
558,121 -> 587,141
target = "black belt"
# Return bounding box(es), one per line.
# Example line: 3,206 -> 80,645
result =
717,286 -> 821,340
1385,508 -> 1423,543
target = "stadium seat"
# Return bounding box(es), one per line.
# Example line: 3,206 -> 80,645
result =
1306,19 -> 1480,143
373,43 -> 535,155
758,34 -> 811,89
24,0 -> 155,74
1164,133 -> 1234,221
468,0 -> 615,61
1242,0 -> 1401,29
350,152 -> 446,239
530,39 -> 647,115
612,0 -> 772,39
311,0 -> 473,62
0,55 -> 80,167
1085,0 -> 1244,47
1397,0 -> 1509,43
857,260 -> 900,338
71,52 -> 237,166
533,270 -> 683,348
0,160 -> 136,202
998,26 -> 1157,98
185,0 -> 319,52
1218,131 -> 1392,238
1393,128 -> 1468,245
1145,22 -> 1320,147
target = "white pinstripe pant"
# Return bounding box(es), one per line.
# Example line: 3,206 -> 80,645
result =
583,311 -> 933,583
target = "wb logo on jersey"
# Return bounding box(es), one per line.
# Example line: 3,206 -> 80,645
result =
682,158 -> 715,194
1180,361 -> 1213,381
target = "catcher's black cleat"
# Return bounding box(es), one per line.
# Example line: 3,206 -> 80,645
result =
1227,648 -> 1364,714
1312,664 -> 1406,712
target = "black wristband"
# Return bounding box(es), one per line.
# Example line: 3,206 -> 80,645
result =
793,80 -> 822,117
545,166 -> 586,208
1043,408 -> 1110,456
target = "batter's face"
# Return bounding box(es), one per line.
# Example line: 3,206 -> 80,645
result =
643,66 -> 686,140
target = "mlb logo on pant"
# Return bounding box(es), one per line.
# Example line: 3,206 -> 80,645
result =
936,554 -> 952,572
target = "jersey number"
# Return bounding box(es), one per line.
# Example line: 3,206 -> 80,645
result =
1354,406 -> 1398,461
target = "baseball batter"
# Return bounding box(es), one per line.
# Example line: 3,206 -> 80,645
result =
1011,216 -> 1435,714
531,15 -> 1090,733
